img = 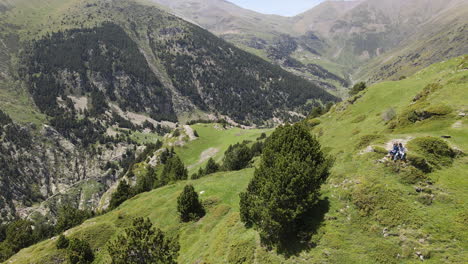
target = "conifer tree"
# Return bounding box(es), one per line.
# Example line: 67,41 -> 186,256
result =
204,158 -> 219,175
177,185 -> 205,222
160,156 -> 188,185
107,217 -> 179,264
239,124 -> 333,248
109,180 -> 132,209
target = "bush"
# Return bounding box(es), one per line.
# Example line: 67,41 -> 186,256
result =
408,137 -> 456,169
398,166 -> 427,184
56,234 -> 69,249
68,238 -> 94,264
407,154 -> 433,173
239,124 -> 333,248
108,217 -> 179,264
177,185 -> 205,222
349,82 -> 366,96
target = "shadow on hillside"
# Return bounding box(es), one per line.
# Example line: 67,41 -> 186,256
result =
275,197 -> 330,258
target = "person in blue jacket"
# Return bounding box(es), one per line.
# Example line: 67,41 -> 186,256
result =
389,143 -> 399,160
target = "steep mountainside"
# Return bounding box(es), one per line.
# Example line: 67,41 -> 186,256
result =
151,0 -> 352,95
0,0 -> 337,225
8,56 -> 467,264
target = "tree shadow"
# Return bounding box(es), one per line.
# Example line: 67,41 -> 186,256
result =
275,197 -> 330,257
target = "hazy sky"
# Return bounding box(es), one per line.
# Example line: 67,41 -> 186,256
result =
229,0 -> 326,16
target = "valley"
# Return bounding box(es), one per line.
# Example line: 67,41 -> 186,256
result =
0,0 -> 466,263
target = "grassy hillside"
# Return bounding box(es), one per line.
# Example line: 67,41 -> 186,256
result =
5,57 -> 467,263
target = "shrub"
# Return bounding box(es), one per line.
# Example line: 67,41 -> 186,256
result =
306,118 -> 321,127
407,154 -> 433,173
177,185 -> 205,222
239,124 -> 333,248
408,137 -> 456,169
398,166 -> 427,184
107,217 -> 179,264
56,234 -> 69,249
68,238 -> 94,264
349,82 -> 366,96
227,240 -> 255,264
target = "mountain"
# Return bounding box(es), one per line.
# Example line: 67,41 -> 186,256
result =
0,0 -> 337,225
151,0 -> 353,95
7,55 -> 467,263
154,0 -> 468,87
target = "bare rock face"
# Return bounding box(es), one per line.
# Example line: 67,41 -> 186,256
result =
0,123 -> 132,223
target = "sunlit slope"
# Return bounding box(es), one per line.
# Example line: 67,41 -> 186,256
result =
6,56 -> 467,264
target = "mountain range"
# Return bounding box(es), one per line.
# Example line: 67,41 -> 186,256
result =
153,0 -> 468,86
0,0 -> 466,263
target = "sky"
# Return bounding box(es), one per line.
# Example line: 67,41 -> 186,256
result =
228,0 -> 326,16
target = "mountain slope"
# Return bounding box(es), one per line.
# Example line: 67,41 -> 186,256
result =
8,56 -> 467,263
0,0 -> 338,225
1,0 -> 337,125
154,0 -> 468,88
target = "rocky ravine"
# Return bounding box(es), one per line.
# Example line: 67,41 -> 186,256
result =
0,122 -> 134,224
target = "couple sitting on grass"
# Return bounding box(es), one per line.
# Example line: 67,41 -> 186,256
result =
389,142 -> 406,161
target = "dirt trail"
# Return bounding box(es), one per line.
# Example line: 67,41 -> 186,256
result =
188,147 -> 219,169
385,137 -> 414,150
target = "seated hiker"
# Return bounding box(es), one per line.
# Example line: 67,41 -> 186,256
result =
389,143 -> 399,159
398,143 -> 407,161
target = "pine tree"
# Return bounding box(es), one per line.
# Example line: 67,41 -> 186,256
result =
107,217 -> 179,264
109,180 -> 132,209
160,156 -> 188,185
204,158 -> 219,175
177,185 -> 205,222
239,124 -> 333,248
